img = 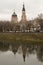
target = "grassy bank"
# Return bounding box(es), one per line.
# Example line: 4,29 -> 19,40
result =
0,32 -> 43,43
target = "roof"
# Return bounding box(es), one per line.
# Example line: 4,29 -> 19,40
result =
12,12 -> 17,16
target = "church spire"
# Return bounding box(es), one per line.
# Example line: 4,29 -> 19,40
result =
22,3 -> 25,11
21,3 -> 26,22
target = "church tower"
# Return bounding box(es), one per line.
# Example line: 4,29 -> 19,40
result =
11,10 -> 18,24
21,4 -> 27,23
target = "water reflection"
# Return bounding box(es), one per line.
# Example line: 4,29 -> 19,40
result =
0,42 -> 43,63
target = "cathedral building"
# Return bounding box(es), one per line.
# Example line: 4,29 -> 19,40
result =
11,4 -> 27,24
11,4 -> 41,32
11,4 -> 27,32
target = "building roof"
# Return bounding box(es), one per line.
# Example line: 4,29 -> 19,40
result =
12,11 -> 17,16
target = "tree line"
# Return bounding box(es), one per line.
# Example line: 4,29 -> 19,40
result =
0,14 -> 43,32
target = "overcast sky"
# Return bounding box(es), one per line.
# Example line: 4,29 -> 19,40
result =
0,0 -> 43,21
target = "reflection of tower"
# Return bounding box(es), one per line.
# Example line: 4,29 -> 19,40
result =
12,48 -> 18,55
23,54 -> 25,62
22,46 -> 27,62
11,44 -> 19,55
11,10 -> 18,23
21,4 -> 26,23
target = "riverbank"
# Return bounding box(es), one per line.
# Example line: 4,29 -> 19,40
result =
0,32 -> 43,43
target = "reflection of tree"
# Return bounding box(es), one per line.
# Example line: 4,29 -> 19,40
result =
22,45 -> 27,62
28,45 -> 34,54
0,41 -> 43,62
37,45 -> 43,62
0,42 -> 9,51
26,44 -> 35,54
21,44 -> 43,62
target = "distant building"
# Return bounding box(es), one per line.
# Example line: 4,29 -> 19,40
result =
11,4 -> 41,32
11,11 -> 18,24
21,4 -> 27,23
19,4 -> 28,32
